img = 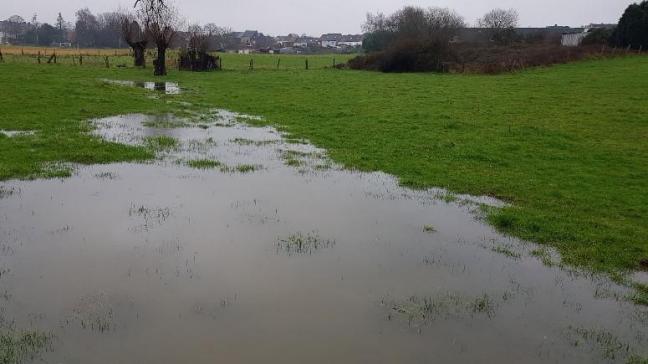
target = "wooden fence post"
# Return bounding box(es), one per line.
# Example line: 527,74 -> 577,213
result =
249,58 -> 254,70
305,58 -> 309,70
37,51 -> 41,64
79,55 -> 83,65
105,56 -> 109,68
276,58 -> 280,69
0,49 -> 3,63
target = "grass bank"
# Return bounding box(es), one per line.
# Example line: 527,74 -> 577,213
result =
0,56 -> 647,283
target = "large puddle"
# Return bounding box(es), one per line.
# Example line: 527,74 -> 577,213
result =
0,110 -> 647,363
101,79 -> 181,95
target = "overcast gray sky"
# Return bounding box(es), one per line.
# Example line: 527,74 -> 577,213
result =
1,0 -> 634,35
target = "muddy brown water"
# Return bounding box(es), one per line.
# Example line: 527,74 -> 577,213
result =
0,110 -> 646,363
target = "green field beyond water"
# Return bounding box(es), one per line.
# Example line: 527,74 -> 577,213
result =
0,55 -> 647,293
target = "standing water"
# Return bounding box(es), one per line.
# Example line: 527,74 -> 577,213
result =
0,110 -> 646,363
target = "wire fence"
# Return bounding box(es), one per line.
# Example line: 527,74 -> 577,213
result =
0,46 -> 357,71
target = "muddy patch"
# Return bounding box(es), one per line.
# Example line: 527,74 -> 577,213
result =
0,110 -> 646,363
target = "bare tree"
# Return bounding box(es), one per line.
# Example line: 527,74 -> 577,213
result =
478,8 -> 519,44
362,6 -> 464,52
6,15 -> 26,43
136,0 -> 178,76
203,23 -> 229,50
121,14 -> 148,67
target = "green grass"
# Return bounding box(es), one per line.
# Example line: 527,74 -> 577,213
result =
186,159 -> 222,169
143,135 -> 178,152
0,55 -> 647,283
0,330 -> 51,364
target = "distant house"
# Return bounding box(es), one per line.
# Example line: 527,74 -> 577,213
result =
338,34 -> 364,48
294,36 -> 319,48
276,34 -> 298,47
561,24 -> 615,47
238,30 -> 260,46
320,33 -> 342,48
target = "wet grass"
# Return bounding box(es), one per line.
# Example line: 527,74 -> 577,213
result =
143,135 -> 178,152
531,247 -> 558,267
221,164 -> 262,174
186,159 -> 222,169
423,225 -> 437,233
566,325 -> 641,362
490,243 -> 522,260
389,292 -> 497,326
633,284 -> 648,305
141,115 -> 189,129
1,57 -> 647,287
230,138 -> 278,146
277,231 -> 335,255
0,186 -> 17,199
0,330 -> 51,364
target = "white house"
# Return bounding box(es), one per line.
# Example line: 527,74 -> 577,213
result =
320,33 -> 342,48
338,34 -> 364,48
294,37 -> 318,48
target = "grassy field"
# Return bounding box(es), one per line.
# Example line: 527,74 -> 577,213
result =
0,46 -> 354,70
0,54 -> 647,296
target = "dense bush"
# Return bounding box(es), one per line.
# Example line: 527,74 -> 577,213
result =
350,39 -> 455,72
582,28 -> 615,46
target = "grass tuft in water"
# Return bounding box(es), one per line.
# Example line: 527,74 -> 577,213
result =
143,135 -> 178,152
567,326 -> 636,361
531,247 -> 557,267
491,245 -> 522,260
632,284 -> 648,306
277,231 -> 336,255
221,164 -> 262,174
142,115 -> 189,129
423,225 -> 437,233
389,292 -> 497,326
230,138 -> 279,146
187,159 -> 222,169
0,330 -> 51,364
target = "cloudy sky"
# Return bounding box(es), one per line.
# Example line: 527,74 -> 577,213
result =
1,0 -> 634,35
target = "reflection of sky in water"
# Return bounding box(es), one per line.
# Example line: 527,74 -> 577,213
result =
101,79 -> 181,95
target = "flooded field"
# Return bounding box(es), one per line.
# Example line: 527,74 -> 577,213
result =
0,110 -> 647,363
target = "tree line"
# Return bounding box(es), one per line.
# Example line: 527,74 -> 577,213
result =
352,2 -> 648,73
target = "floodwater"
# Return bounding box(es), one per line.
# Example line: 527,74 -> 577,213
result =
0,110 -> 646,363
101,79 -> 181,94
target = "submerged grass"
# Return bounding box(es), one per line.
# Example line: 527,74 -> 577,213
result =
277,231 -> 335,255
1,57 -> 647,286
0,330 -> 51,364
144,135 -> 178,152
186,159 -> 222,169
566,325 -> 639,362
389,292 -> 497,326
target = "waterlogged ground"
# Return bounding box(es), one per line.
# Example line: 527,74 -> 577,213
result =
0,110 -> 647,363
